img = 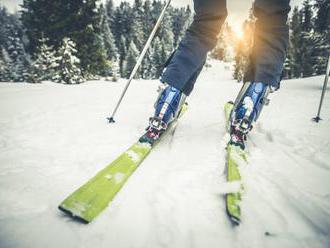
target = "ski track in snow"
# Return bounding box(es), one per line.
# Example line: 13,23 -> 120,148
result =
0,61 -> 329,248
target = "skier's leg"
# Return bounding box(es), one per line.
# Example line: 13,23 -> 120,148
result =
244,0 -> 291,89
230,0 -> 291,148
145,0 -> 227,142
161,0 -> 228,96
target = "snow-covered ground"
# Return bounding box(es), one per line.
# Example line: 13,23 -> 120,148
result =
0,61 -> 329,248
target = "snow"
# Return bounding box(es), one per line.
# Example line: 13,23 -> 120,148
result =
0,60 -> 329,248
126,150 -> 141,163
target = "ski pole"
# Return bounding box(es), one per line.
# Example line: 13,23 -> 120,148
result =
313,53 -> 330,123
107,0 -> 172,123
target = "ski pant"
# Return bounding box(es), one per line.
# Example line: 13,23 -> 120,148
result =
160,0 -> 291,96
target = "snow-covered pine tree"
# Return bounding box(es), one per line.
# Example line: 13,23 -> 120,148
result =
113,2 -> 133,77
22,0 -> 109,76
113,2 -> 133,48
99,4 -> 118,77
0,47 -> 12,82
139,0 -> 153,79
171,6 -> 191,47
155,3 -> 174,59
151,37 -> 166,77
0,59 -> 7,82
132,0 -> 145,51
140,0 -> 174,79
110,60 -> 120,82
312,0 -> 330,75
141,48 -> 154,79
142,0 -> 153,42
124,41 -> 139,79
300,0 -> 314,77
283,56 -> 293,79
28,36 -> 59,83
6,30 -> 28,82
289,7 -> 303,78
100,4 -> 118,62
0,7 -> 10,51
118,35 -> 127,77
105,0 -> 115,31
57,38 -> 84,84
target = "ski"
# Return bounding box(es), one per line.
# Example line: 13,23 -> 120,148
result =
224,101 -> 247,225
59,103 -> 188,223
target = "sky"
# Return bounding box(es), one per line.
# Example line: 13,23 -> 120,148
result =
1,0 -> 304,36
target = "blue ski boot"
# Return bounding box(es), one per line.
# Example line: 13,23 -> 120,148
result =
230,82 -> 270,149
140,84 -> 186,144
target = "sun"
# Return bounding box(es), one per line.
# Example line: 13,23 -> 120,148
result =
231,22 -> 244,39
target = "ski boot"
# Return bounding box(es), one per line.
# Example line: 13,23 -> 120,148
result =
140,84 -> 186,145
230,82 -> 271,149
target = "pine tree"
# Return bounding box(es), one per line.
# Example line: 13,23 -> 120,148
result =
99,4 -> 118,78
0,47 -> 12,82
118,35 -> 127,77
314,0 -> 330,33
73,0 -> 109,76
140,0 -> 153,79
141,48 -> 154,79
0,7 -> 29,82
313,0 -> 330,75
28,36 -> 59,83
0,7 -> 10,50
151,37 -> 166,77
142,0 -> 154,42
105,0 -> 116,31
132,0 -> 145,50
289,7 -> 304,78
17,0 -> 212,81
100,4 -> 118,61
110,60 -> 120,82
57,38 -> 84,84
300,0 -> 314,77
21,0 -> 109,76
113,2 -> 133,48
155,3 -> 174,56
0,59 -> 8,82
21,0 -> 62,54
124,41 -> 139,79
283,56 -> 293,79
6,28 -> 28,82
171,6 -> 191,47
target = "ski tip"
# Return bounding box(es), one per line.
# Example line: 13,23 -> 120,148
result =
107,117 -> 116,123
58,205 -> 90,224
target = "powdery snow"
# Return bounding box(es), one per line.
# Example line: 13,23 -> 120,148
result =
126,150 -> 141,163
0,60 -> 329,248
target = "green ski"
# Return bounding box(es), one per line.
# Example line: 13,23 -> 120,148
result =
59,103 -> 188,223
224,101 -> 247,225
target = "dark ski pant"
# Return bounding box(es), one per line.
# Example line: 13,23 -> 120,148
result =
161,0 -> 291,96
